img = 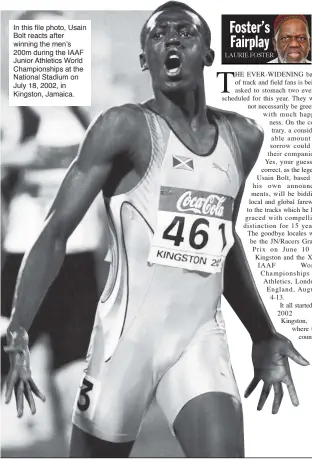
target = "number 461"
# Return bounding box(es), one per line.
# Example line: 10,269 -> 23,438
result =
163,216 -> 227,251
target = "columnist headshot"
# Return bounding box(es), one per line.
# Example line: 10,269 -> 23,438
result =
267,14 -> 311,63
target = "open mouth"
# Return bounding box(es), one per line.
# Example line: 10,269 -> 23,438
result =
164,50 -> 182,76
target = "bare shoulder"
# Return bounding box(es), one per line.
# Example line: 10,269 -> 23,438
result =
209,106 -> 264,176
90,103 -> 145,134
79,103 -> 149,165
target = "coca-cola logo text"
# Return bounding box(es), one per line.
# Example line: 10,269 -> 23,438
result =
176,191 -> 226,217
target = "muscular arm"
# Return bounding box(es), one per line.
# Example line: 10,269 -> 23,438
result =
224,187 -> 276,342
223,113 -> 276,342
8,105 -> 138,334
223,113 -> 309,414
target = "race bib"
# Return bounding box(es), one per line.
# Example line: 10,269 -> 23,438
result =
148,186 -> 235,273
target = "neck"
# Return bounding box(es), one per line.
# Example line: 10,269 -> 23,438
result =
153,80 -> 207,131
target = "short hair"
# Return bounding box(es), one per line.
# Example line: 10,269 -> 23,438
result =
273,15 -> 309,37
14,10 -> 64,21
140,1 -> 211,50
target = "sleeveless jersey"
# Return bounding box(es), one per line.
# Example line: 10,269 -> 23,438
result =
96,106 -> 244,362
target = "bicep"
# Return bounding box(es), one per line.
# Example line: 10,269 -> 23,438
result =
46,158 -> 106,240
233,119 -> 264,228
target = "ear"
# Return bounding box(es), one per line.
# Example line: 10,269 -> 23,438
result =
203,48 -> 215,67
273,38 -> 277,52
140,52 -> 148,71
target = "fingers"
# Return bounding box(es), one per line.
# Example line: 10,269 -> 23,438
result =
5,373 -> 15,404
24,381 -> 36,415
257,382 -> 271,411
285,346 -> 310,366
272,383 -> 283,415
6,378 -> 38,415
244,376 -> 260,398
29,377 -> 46,402
14,380 -> 24,417
284,373 -> 299,407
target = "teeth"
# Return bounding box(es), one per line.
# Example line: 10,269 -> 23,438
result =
165,53 -> 181,74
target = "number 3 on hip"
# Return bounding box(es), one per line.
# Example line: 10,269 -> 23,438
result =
77,377 -> 94,412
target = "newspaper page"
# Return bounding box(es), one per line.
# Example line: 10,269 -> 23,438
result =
1,0 -> 311,457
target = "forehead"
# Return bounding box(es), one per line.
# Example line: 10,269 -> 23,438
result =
147,8 -> 201,30
278,18 -> 308,35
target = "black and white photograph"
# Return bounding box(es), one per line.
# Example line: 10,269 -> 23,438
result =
1,1 -> 312,457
